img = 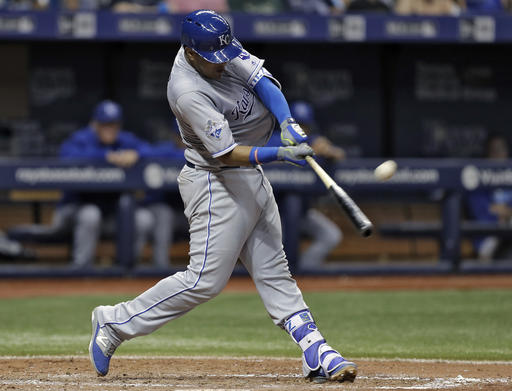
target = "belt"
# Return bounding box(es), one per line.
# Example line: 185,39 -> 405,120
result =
185,160 -> 242,170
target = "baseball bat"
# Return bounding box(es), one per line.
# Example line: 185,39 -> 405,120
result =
306,156 -> 373,237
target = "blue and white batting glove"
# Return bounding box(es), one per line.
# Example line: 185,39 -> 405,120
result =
277,143 -> 314,166
280,117 -> 308,146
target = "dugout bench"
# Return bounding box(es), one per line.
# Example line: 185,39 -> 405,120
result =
379,221 -> 512,267
1,158 -> 512,276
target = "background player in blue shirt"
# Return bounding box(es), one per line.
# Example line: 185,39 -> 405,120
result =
466,133 -> 512,262
9,100 -> 185,268
267,101 -> 345,270
57,100 -> 155,268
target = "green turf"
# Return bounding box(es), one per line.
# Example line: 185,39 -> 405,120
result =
1,290 -> 511,360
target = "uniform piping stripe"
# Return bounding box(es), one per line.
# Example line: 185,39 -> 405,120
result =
101,172 -> 213,329
211,143 -> 237,158
247,58 -> 264,86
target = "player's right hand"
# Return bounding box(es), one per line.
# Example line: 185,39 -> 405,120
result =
280,117 -> 308,146
277,143 -> 314,166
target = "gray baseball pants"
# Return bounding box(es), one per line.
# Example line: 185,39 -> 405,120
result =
96,165 -> 308,342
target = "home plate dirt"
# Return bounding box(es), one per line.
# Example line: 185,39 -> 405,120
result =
0,356 -> 510,391
1,276 -> 511,390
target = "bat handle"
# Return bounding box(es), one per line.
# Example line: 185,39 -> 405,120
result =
305,156 -> 335,188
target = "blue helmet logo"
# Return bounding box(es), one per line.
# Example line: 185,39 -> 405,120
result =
181,9 -> 242,64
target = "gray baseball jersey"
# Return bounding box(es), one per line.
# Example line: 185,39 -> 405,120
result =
94,46 -> 307,345
168,46 -> 278,168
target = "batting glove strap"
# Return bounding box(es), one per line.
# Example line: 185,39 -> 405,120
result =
277,144 -> 314,167
280,117 -> 308,146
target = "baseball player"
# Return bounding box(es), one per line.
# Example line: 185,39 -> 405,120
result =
89,10 -> 357,383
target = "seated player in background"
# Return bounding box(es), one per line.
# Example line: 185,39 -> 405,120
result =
57,100 -> 155,268
0,230 -> 36,261
266,100 -> 345,270
466,133 -> 512,262
11,100 -> 184,269
140,137 -> 188,269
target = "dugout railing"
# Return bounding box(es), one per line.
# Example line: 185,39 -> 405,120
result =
1,158 -> 512,277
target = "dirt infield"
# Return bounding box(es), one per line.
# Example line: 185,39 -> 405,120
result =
1,274 -> 512,299
1,275 -> 511,390
0,356 -> 510,391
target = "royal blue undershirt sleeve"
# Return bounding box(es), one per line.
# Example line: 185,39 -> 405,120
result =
250,76 -> 295,164
254,76 -> 291,125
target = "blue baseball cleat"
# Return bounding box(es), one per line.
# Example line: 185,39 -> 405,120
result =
308,348 -> 358,384
89,307 -> 117,376
285,310 -> 357,384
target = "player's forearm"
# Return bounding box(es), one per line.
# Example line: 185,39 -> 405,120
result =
217,145 -> 254,166
218,145 -> 280,166
253,76 -> 291,124
254,77 -> 308,146
217,144 -> 313,166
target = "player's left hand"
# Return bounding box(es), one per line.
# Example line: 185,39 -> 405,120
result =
277,143 -> 314,166
280,118 -> 308,146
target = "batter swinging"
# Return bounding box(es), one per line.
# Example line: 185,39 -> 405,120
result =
89,9 -> 357,384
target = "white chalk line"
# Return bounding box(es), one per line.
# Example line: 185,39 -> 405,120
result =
0,373 -> 509,390
0,355 -> 511,365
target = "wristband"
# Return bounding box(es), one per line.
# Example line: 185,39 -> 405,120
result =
249,147 -> 280,165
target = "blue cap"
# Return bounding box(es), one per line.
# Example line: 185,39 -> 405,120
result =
181,10 -> 242,64
290,101 -> 315,124
92,100 -> 123,123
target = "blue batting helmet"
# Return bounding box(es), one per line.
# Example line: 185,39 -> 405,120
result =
181,9 -> 242,64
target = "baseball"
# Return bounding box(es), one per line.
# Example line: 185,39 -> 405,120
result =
374,160 -> 397,181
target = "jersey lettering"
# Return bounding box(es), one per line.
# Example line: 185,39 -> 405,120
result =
231,88 -> 255,121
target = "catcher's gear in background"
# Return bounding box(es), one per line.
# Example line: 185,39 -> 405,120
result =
181,9 -> 242,63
